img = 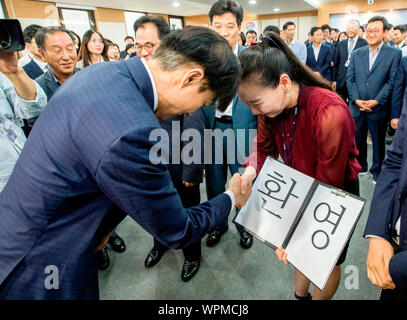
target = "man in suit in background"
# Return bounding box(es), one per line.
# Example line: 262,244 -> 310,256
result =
119,36 -> 134,60
0,26 -> 249,299
204,0 -> 257,250
333,19 -> 367,103
134,15 -> 206,282
283,21 -> 307,64
389,56 -> 407,132
347,16 -> 401,184
364,89 -> 407,299
35,27 -> 79,101
384,23 -> 395,47
21,25 -> 48,80
306,26 -> 333,81
393,25 -> 406,49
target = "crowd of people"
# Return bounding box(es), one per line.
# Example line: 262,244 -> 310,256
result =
0,0 -> 406,300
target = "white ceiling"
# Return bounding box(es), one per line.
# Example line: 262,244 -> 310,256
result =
42,0 -> 341,16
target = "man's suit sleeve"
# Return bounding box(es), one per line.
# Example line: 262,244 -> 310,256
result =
390,58 -> 407,119
181,108 -> 205,184
363,91 -> 406,240
389,251 -> 407,288
346,52 -> 360,103
95,125 -> 231,249
375,49 -> 402,106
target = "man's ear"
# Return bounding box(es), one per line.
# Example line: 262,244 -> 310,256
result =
37,48 -> 47,62
180,68 -> 205,89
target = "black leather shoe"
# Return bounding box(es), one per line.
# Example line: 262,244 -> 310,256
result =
206,226 -> 228,247
144,248 -> 167,268
109,234 -> 126,253
240,231 -> 253,249
97,248 -> 110,271
181,259 -> 201,282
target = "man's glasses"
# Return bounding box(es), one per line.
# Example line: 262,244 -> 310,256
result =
135,42 -> 159,52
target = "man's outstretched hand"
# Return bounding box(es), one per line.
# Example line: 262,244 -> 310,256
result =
227,173 -> 252,209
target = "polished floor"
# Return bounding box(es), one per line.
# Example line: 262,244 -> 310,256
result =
99,145 -> 382,300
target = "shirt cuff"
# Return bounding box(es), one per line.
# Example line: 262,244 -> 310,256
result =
224,190 -> 235,213
365,235 -> 386,240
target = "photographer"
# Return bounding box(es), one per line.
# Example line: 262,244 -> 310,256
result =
0,50 -> 47,192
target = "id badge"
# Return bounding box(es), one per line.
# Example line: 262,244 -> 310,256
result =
345,60 -> 350,68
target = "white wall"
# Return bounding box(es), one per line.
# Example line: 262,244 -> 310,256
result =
299,16 -> 317,42
98,21 -> 127,49
261,18 -> 279,34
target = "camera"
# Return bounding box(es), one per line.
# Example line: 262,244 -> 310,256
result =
367,0 -> 374,5
0,19 -> 25,52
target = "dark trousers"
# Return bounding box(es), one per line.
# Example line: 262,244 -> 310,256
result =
336,85 -> 349,104
380,288 -> 407,300
353,113 -> 387,180
205,120 -> 244,233
153,182 -> 201,261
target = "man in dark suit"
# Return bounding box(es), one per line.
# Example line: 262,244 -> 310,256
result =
133,15 -> 205,282
393,25 -> 406,49
0,27 -> 249,299
364,89 -> 407,299
306,26 -> 333,81
119,36 -> 134,60
35,27 -> 126,270
21,25 -> 47,80
204,0 -> 257,250
333,19 -> 367,103
347,16 -> 402,183
390,56 -> 407,131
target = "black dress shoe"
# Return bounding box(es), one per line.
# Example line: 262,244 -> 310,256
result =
240,231 -> 253,249
206,226 -> 228,247
181,259 -> 201,282
97,248 -> 110,271
109,234 -> 126,253
144,248 -> 167,268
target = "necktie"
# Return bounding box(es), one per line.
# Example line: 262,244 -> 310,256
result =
348,39 -> 355,59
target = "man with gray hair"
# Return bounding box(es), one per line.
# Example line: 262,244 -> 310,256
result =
333,19 -> 367,102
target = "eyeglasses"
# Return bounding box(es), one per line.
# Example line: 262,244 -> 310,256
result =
135,42 -> 160,52
365,29 -> 381,35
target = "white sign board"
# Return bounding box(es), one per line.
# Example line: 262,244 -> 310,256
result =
235,157 -> 366,290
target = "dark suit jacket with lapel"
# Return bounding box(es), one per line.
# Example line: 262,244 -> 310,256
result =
159,108 -> 205,185
346,44 -> 402,120
23,59 -> 45,80
306,43 -> 334,81
364,90 -> 407,288
333,37 -> 367,89
390,56 -> 407,120
35,68 -> 81,101
0,57 -> 231,299
203,44 -> 257,161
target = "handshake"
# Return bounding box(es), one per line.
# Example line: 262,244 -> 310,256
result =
226,166 -> 257,209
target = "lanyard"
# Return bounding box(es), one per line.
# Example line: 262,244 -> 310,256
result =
280,106 -> 299,166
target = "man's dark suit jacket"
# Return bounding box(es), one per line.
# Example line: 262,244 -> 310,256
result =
23,59 -> 45,80
306,43 -> 333,81
390,56 -> 407,120
35,68 -> 81,101
364,90 -> 407,289
0,57 -> 231,299
333,37 -> 367,89
346,44 -> 402,121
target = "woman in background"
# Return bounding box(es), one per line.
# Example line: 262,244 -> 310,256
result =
77,30 -> 109,68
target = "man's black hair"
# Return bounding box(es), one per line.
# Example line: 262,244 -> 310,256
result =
263,25 -> 280,35
154,26 -> 241,112
310,26 -> 321,36
394,24 -> 407,33
283,21 -> 296,30
35,26 -> 74,51
367,16 -> 389,31
23,24 -> 42,43
321,24 -> 331,32
124,35 -> 134,41
246,30 -> 257,36
209,0 -> 244,27
134,15 -> 170,40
